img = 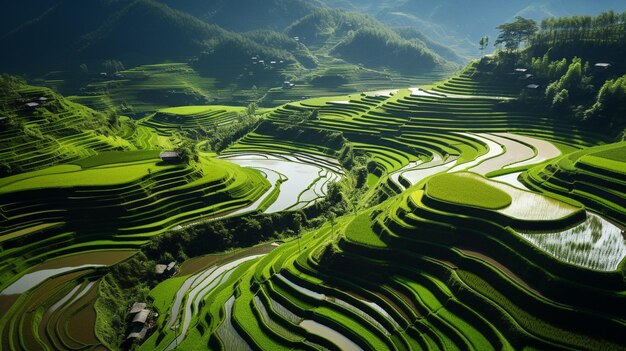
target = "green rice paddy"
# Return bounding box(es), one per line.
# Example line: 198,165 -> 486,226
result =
426,173 -> 512,209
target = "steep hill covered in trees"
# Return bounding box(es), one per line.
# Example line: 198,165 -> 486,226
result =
286,9 -> 454,72
159,0 -> 316,32
0,0 -> 226,73
485,11 -> 626,137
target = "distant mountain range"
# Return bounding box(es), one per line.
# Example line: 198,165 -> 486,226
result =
0,0 -> 457,78
1,0 -> 229,73
4,0 -> 622,80
160,0 -> 316,32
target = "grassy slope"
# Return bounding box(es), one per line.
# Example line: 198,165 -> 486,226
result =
426,173 -> 512,210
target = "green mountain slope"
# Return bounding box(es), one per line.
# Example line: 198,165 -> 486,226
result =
159,0 -> 316,32
0,0 -> 226,73
286,9 -> 453,72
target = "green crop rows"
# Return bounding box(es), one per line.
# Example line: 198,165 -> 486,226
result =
130,62 -> 626,351
2,59 -> 626,350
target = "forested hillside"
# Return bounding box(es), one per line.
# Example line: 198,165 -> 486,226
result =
0,0 -> 226,73
0,0 -> 455,104
159,0 -> 316,32
486,11 -> 626,137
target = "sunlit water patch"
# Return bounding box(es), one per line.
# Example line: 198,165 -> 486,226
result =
1,265 -> 104,295
165,255 -> 263,350
221,152 -> 342,213
300,320 -> 363,351
216,296 -> 252,351
399,155 -> 458,187
517,213 -> 626,271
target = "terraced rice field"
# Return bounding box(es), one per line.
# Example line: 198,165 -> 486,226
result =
139,62 -> 625,351
0,156 -> 270,297
144,172 -> 625,349
69,63 -> 220,114
0,250 -> 135,350
518,213 -> 626,271
140,105 -> 246,136
0,85 -> 143,174
3,60 -> 625,350
523,141 -> 626,224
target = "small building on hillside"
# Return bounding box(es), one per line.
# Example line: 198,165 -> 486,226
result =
525,84 -> 542,95
526,84 -> 541,90
159,151 -> 182,163
132,309 -> 151,324
128,302 -> 147,314
24,102 -> 40,109
594,62 -> 611,70
283,81 -> 294,89
519,73 -> 534,81
127,308 -> 152,341
38,97 -> 49,103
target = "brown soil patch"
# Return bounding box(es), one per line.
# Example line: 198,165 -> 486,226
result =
32,250 -> 136,271
179,243 -> 277,276
66,283 -> 99,345
382,284 -> 422,318
0,295 -> 18,317
374,290 -> 414,322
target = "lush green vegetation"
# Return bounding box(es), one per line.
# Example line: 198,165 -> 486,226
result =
2,5 -> 626,351
482,11 -> 626,138
333,27 -> 447,73
73,150 -> 161,168
524,141 -> 626,224
0,1 -> 455,113
426,173 -> 512,210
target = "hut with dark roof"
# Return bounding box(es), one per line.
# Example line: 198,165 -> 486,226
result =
132,309 -> 151,324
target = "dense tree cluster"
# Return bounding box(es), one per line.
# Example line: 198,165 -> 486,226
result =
101,60 -> 125,75
333,27 -> 442,73
545,58 -> 593,113
285,9 -> 380,45
529,11 -> 626,63
494,16 -> 538,51
534,11 -> 626,47
206,112 -> 259,152
488,11 -> 626,137
529,53 -> 569,82
584,75 -> 626,127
